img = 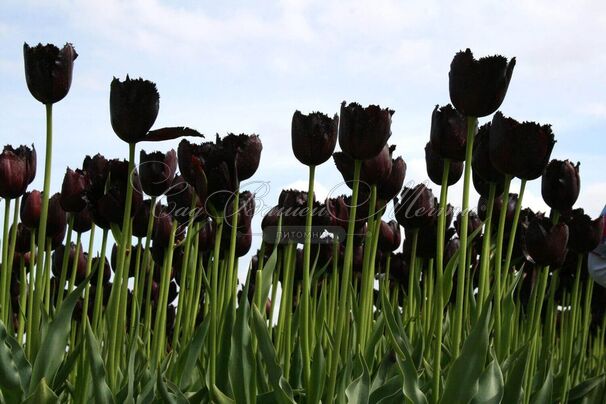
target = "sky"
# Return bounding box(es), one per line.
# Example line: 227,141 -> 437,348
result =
2,0 -> 606,265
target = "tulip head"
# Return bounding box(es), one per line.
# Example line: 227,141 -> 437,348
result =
565,209 -> 604,253
541,159 -> 580,211
472,122 -> 505,184
338,102 -> 393,160
489,112 -> 555,180
222,133 -> 262,181
20,190 -> 42,229
378,220 -> 401,252
0,144 -> 36,199
110,76 -> 159,143
291,110 -> 339,166
429,104 -> 467,161
394,184 -> 437,230
449,48 -> 516,117
60,168 -> 90,212
23,42 -> 77,105
523,214 -> 569,267
424,142 -> 463,186
139,149 -> 177,197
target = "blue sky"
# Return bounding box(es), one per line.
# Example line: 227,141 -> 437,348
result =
2,0 -> 606,241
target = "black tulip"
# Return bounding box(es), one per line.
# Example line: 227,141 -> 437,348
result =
60,168 -> 90,212
0,144 -> 36,199
377,149 -> 406,201
20,190 -> 42,229
394,184 -> 437,229
23,42 -> 77,105
472,122 -> 505,184
339,102 -> 393,160
378,220 -> 401,252
565,209 -> 604,253
139,149 -> 177,197
523,214 -> 568,267
291,110 -> 338,166
72,206 -> 93,234
47,193 -> 67,240
221,133 -> 263,182
449,48 -> 516,117
429,104 -> 467,161
454,210 -> 482,239
110,76 -> 159,143
424,142 -> 463,186
489,112 -> 555,180
541,159 -> 580,211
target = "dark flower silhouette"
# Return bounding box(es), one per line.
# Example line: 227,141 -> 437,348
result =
291,110 -> 339,166
541,159 -> 580,211
23,42 -> 77,104
339,102 -> 393,160
0,144 -> 36,199
429,104 -> 467,161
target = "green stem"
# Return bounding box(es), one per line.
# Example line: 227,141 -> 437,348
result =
92,229 -> 108,334
477,183 -> 496,316
57,215 -> 75,306
453,116 -> 476,358
494,175 -> 512,359
503,179 -> 526,272
407,229 -> 418,339
1,198 -> 11,323
209,215 -> 224,389
301,165 -> 315,388
326,159 -> 361,402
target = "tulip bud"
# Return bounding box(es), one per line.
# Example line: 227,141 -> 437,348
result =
166,175 -> 201,224
394,184 -> 437,229
198,220 -> 216,253
472,123 -> 504,184
0,144 -> 36,199
334,145 -> 393,190
52,242 -> 86,280
338,102 -> 393,160
445,237 -> 461,265
477,192 -> 518,224
378,220 -> 401,252
23,42 -> 77,105
489,112 -> 555,180
565,209 -> 604,253
541,159 -> 580,211
377,153 -> 406,201
424,142 -> 463,186
454,210 -> 482,239
291,110 -> 339,166
47,193 -> 67,240
110,76 -> 159,143
389,253 -> 409,286
449,48 -> 516,117
429,104 -> 467,161
139,149 -> 177,197
20,190 -> 42,229
60,168 -> 90,212
91,257 -> 111,286
14,223 -> 33,254
523,214 -> 569,267
72,206 -> 93,234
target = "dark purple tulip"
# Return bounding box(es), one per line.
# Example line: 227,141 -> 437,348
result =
424,142 -> 463,186
222,133 -> 263,181
429,104 -> 467,161
110,76 -> 159,143
198,220 -> 216,253
472,170 -> 504,199
291,110 -> 339,166
60,168 -> 90,212
338,102 -> 393,160
47,193 -> 67,240
20,190 -> 42,229
139,149 -> 177,197
14,223 -> 33,254
23,42 -> 77,104
377,151 -> 406,201
378,220 -> 401,252
445,237 -> 461,265
0,144 -> 36,199
489,112 -> 555,180
388,253 -> 409,286
472,122 -> 505,184
334,145 -> 393,189
394,184 -> 437,229
153,209 -> 176,248
52,242 -> 86,279
541,159 -> 580,211
91,257 -> 111,286
454,210 -> 482,239
565,209 -> 604,253
225,191 -> 255,230
72,206 -> 93,233
449,48 -> 516,117
477,192 -> 518,224
278,189 -> 312,228
132,199 -> 154,238
221,225 -> 252,257
523,214 -> 569,267
165,175 -> 202,224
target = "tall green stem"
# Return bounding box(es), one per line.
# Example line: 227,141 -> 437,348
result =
452,116 -> 476,358
326,159 -> 361,402
1,199 -> 11,323
477,183 -> 496,315
494,175 -> 511,359
301,164 -> 315,389
503,179 -> 526,272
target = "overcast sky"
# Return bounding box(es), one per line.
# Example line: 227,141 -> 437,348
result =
2,0 -> 606,256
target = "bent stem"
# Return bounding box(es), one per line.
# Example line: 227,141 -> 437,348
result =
452,116 -> 476,358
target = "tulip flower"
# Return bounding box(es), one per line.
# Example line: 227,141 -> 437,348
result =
334,145 -> 393,189
46,193 -> 67,241
489,112 -> 555,180
291,110 -> 339,166
394,184 -> 437,230
338,102 -> 393,160
378,220 -> 401,252
20,190 -> 42,229
23,43 -> 77,105
221,133 -> 263,181
565,209 -> 604,253
139,149 -> 177,197
472,122 -> 505,186
424,142 -> 463,186
454,210 -> 482,239
60,168 -> 90,212
449,48 -> 516,118
429,104 -> 468,161
377,153 -> 406,200
523,214 -> 569,267
0,144 -> 36,199
541,159 -> 580,211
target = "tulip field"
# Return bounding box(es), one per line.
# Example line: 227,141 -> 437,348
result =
1,43 -> 606,404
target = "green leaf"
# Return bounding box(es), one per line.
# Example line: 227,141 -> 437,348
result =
252,307 -> 295,404
230,281 -> 256,404
531,367 -> 552,404
22,378 -> 59,404
52,338 -> 82,392
0,322 -> 24,403
502,345 -> 529,404
212,384 -> 236,404
308,341 -> 325,404
85,320 -> 115,404
471,358 -> 503,404
29,272 -> 93,395
441,303 -> 492,404
345,355 -> 370,404
175,318 -> 208,390
568,375 -> 605,401
369,374 -> 403,404
3,327 -> 31,392
217,294 -> 235,395
260,246 -> 279,303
